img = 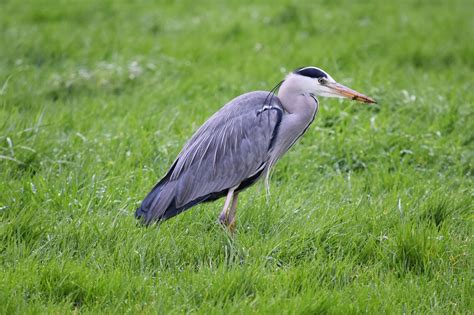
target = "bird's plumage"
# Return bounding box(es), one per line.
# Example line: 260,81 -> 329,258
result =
135,66 -> 375,227
136,91 -> 285,224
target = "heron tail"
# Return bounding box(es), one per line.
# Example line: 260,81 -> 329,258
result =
135,180 -> 177,225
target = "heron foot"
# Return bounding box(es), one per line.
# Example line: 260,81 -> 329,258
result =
218,212 -> 235,231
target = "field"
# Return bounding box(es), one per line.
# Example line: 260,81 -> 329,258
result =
0,0 -> 473,313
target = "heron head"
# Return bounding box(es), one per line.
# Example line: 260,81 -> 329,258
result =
290,66 -> 376,104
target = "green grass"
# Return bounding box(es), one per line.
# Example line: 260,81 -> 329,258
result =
1,0 -> 473,313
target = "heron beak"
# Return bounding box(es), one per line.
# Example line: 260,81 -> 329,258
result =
326,82 -> 377,104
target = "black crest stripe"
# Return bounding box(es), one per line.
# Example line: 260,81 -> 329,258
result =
294,67 -> 328,79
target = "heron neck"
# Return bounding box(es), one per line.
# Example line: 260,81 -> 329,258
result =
277,86 -> 318,120
275,86 -> 318,149
266,89 -> 318,181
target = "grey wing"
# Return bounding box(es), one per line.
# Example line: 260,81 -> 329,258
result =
169,91 -> 282,208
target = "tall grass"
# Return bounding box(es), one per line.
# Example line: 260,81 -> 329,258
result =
0,0 -> 472,313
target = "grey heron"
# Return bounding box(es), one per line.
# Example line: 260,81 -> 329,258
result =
135,66 -> 376,229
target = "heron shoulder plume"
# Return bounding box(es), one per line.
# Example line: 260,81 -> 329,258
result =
135,67 -> 376,229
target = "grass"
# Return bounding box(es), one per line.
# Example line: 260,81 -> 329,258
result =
0,0 -> 472,313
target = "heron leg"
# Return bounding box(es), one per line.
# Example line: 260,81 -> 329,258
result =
219,189 -> 234,224
218,188 -> 239,230
227,192 -> 239,232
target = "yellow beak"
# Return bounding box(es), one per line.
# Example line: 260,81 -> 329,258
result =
326,81 -> 377,104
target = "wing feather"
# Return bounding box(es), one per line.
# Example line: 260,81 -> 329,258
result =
169,91 -> 283,207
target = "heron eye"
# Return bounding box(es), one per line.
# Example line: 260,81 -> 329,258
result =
318,78 -> 325,84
